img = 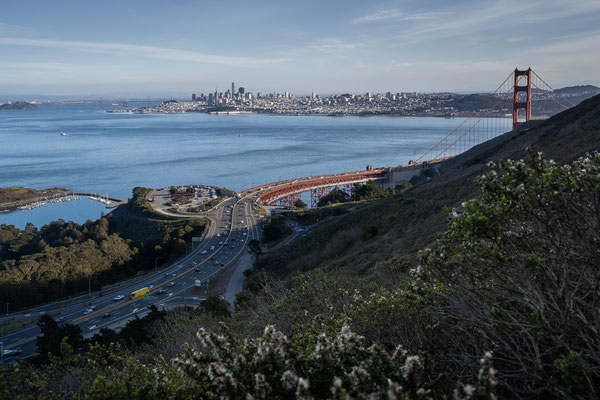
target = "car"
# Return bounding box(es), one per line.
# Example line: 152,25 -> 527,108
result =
83,309 -> 93,315
171,273 -> 177,278
210,246 -> 215,250
132,308 -> 139,313
243,232 -> 247,236
89,305 -> 97,310
194,267 -> 201,272
157,289 -> 167,294
218,241 -> 223,245
201,250 -> 207,255
113,294 -> 125,301
190,261 -> 195,266
56,316 -> 66,322
2,349 -> 22,357
102,312 -> 112,318
216,234 -> 220,237
168,282 -> 175,287
220,262 -> 225,266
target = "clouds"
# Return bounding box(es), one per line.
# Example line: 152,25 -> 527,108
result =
308,38 -> 362,53
351,9 -> 449,24
0,37 -> 287,66
0,22 -> 34,36
0,1 -> 598,95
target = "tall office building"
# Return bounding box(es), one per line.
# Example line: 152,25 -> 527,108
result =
192,93 -> 197,102
231,82 -> 235,95
238,87 -> 245,95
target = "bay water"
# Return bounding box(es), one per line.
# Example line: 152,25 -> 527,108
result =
1,102 -> 464,228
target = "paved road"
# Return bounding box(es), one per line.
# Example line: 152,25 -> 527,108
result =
0,191 -> 264,363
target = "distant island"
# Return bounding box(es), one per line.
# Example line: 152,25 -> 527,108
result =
0,101 -> 38,110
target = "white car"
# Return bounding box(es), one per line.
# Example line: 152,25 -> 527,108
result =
83,308 -> 93,315
113,295 -> 125,301
210,246 -> 215,250
168,282 -> 175,287
218,241 -> 223,245
201,250 -> 207,254
3,349 -> 22,356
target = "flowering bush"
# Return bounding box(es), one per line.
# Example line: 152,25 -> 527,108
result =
422,151 -> 600,398
173,323 -> 438,399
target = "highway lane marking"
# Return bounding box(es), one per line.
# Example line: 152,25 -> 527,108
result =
73,194 -> 254,323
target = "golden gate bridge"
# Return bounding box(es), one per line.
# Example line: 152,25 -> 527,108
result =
248,68 -> 575,208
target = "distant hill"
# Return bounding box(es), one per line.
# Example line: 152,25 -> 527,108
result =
0,101 -> 38,110
556,84 -> 600,96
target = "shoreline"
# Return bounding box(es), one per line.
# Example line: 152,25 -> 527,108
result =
107,108 -> 519,119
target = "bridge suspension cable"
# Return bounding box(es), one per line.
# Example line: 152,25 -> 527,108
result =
415,71 -> 515,163
415,68 -> 576,164
531,70 -> 575,110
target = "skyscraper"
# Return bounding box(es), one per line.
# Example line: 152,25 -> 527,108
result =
231,82 -> 235,95
192,93 -> 197,102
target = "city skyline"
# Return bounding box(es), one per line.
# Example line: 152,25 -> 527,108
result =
1,0 -> 599,97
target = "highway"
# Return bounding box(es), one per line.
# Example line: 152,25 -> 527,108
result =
0,191 -> 263,363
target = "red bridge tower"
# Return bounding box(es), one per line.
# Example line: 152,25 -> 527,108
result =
513,68 -> 532,130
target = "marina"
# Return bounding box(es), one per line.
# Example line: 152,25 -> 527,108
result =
17,195 -> 82,210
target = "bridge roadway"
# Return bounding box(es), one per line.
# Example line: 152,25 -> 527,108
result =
0,190 -> 265,363
248,168 -> 387,205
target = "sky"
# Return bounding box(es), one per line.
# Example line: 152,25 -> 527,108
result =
1,0 -> 599,97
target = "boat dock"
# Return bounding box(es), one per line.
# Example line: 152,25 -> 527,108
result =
69,192 -> 127,208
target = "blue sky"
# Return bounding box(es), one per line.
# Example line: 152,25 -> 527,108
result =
1,0 -> 599,97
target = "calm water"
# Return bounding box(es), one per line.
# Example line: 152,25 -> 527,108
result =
1,102 -> 462,228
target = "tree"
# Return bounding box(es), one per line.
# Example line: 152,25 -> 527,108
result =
201,296 -> 231,318
248,239 -> 263,260
294,198 -> 307,208
353,180 -> 385,201
317,189 -> 349,207
36,314 -> 85,363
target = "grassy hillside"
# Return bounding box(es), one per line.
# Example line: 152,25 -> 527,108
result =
254,94 -> 600,280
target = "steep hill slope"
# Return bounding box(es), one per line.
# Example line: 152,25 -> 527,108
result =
255,94 -> 600,279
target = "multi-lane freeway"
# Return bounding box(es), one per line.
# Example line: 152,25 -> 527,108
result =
0,191 -> 263,363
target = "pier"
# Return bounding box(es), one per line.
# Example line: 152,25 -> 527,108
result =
69,192 -> 127,208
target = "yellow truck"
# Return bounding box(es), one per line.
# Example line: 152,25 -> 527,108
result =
130,287 -> 150,300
